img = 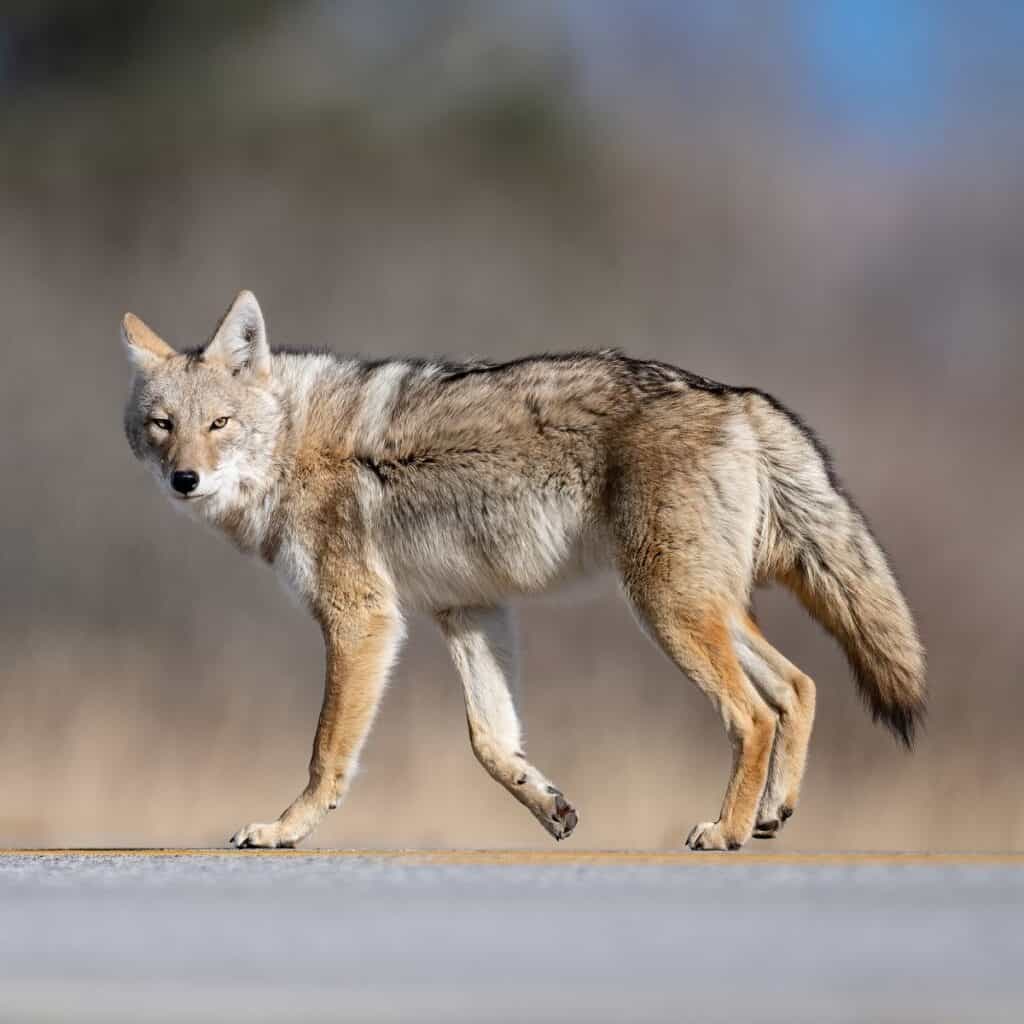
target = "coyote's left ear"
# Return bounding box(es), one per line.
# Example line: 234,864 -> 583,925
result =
204,290 -> 270,380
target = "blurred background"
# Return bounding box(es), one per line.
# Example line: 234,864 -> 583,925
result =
1,0 -> 1021,851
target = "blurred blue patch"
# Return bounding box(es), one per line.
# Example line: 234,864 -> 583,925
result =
797,0 -> 942,141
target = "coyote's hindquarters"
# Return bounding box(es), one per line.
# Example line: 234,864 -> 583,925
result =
610,388 -> 924,849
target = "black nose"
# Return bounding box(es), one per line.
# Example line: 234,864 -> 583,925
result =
171,470 -> 200,495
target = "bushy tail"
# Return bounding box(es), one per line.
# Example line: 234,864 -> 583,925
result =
753,395 -> 927,746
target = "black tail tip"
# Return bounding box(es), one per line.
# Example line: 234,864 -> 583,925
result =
878,700 -> 926,750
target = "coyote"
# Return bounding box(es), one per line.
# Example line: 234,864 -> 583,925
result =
120,291 -> 925,850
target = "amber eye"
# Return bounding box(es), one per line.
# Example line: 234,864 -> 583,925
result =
149,418 -> 173,433
210,416 -> 230,431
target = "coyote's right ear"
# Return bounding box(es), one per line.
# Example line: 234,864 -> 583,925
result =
121,313 -> 175,372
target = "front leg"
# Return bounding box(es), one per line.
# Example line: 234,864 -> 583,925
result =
436,606 -> 578,841
231,602 -> 404,849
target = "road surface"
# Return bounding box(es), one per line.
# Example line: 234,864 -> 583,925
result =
1,850 -> 1021,1022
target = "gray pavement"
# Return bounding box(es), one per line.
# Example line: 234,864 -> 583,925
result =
0,852 -> 1021,1023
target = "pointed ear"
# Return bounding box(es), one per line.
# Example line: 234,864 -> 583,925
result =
121,313 -> 176,372
204,290 -> 270,379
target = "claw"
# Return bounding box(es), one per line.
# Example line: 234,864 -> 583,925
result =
753,818 -> 780,839
537,791 -> 578,841
686,820 -> 736,852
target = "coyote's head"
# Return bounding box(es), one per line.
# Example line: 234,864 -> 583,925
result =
120,291 -> 283,517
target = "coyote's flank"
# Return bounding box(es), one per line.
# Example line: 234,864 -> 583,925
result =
120,291 -> 926,850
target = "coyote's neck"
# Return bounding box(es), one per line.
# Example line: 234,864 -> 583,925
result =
206,351 -> 361,561
203,384 -> 295,558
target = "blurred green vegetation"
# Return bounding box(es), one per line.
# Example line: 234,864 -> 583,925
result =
2,1 -> 290,87
1,1 -> 591,188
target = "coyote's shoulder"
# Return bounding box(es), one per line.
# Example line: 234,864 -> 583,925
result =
120,290 -> 925,852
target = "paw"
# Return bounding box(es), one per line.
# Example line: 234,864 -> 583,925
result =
685,820 -> 742,851
229,821 -> 295,849
754,803 -> 794,839
534,787 -> 578,842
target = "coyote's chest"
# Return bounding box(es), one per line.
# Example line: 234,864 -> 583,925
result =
221,492 -> 320,608
272,531 -> 319,606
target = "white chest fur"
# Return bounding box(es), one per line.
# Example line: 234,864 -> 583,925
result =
273,530 -> 318,606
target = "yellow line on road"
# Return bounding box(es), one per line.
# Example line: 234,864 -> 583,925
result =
1,849 -> 1021,866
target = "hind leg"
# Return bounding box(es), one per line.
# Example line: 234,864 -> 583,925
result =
436,606 -> 578,841
630,593 -> 777,851
733,614 -> 817,836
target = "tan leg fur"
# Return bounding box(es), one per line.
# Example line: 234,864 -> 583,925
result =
733,613 -> 817,837
634,599 -> 776,850
231,602 -> 403,849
